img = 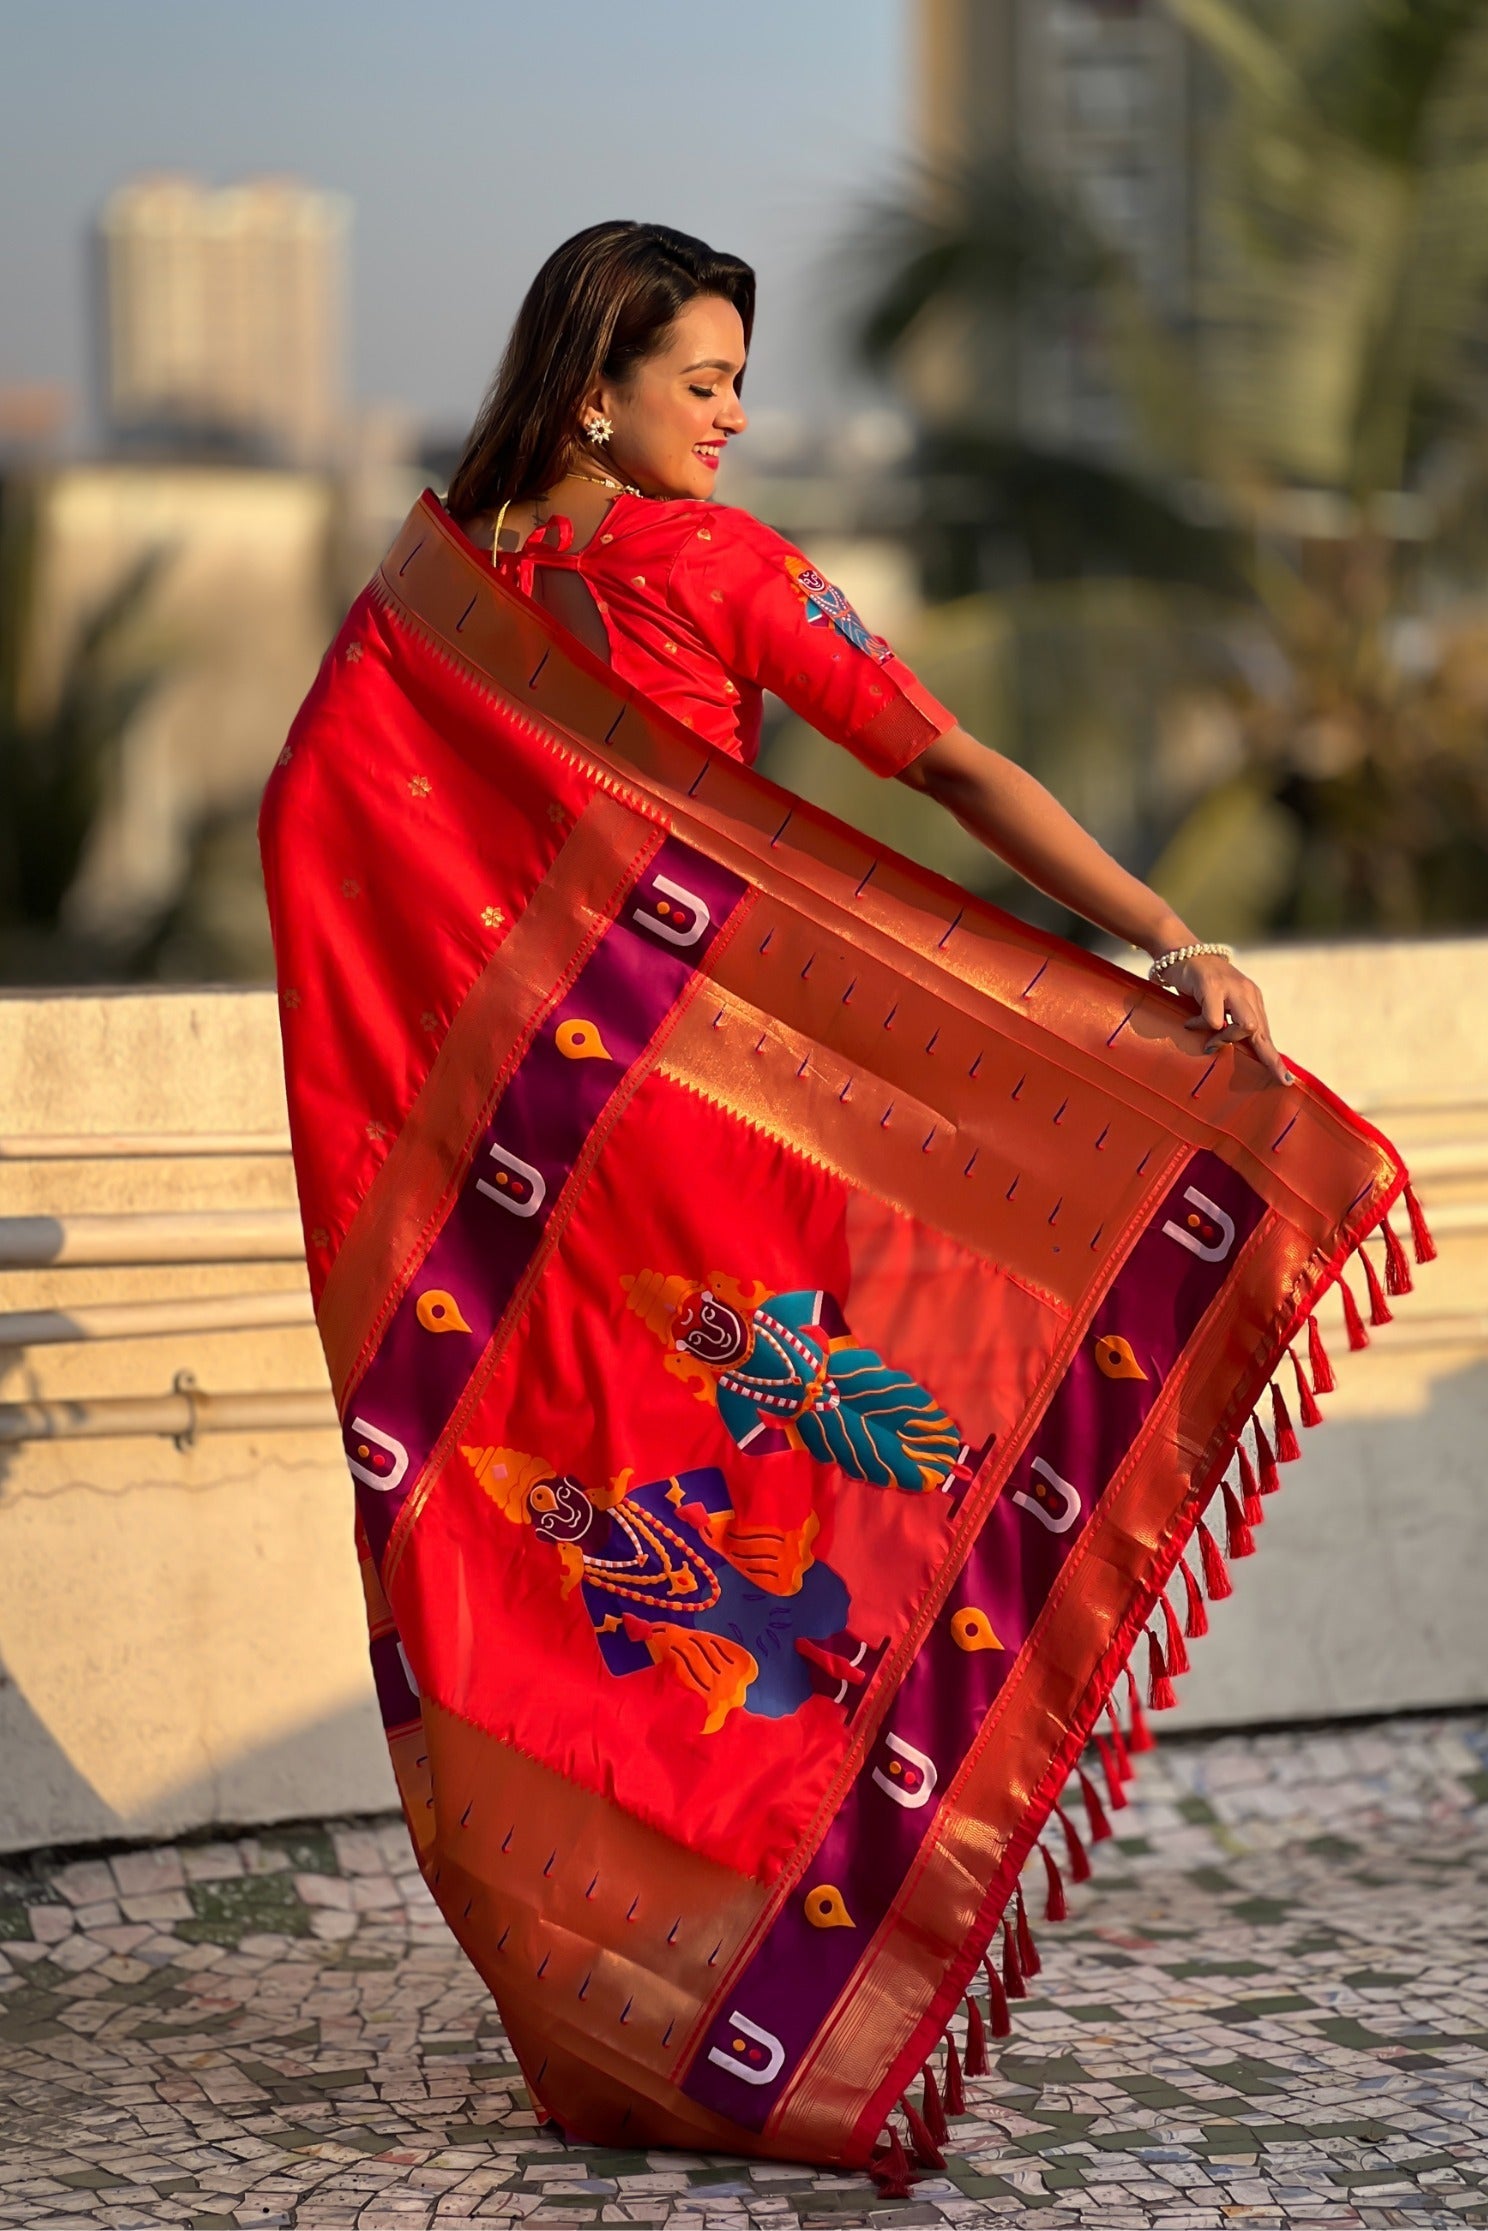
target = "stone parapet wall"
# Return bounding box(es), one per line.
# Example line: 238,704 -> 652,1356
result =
0,946 -> 1483,1853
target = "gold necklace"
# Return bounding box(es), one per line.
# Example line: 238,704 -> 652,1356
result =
554,465 -> 643,500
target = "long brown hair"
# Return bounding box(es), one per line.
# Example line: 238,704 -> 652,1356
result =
446,221 -> 756,521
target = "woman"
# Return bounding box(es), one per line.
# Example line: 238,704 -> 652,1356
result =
261,221 -> 1424,2182
447,222 -> 1288,1081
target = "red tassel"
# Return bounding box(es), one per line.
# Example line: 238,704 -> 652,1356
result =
1178,1553 -> 1209,1639
1076,1765 -> 1111,1843
1405,1183 -> 1436,1264
1382,1215 -> 1413,1296
1237,1442 -> 1264,1526
1271,1382 -> 1301,1463
963,1991 -> 989,2073
1001,1917 -> 1026,1998
1054,1799 -> 1092,1881
1291,1347 -> 1323,1426
1307,1312 -> 1336,1394
1107,1698 -> 1132,1779
1160,1591 -> 1191,1677
1359,1244 -> 1392,1327
871,2123 -> 915,2197
921,2060 -> 949,2146
943,2031 -> 965,2115
1197,1518 -> 1233,1600
901,2092 -> 945,2172
983,1958 -> 1012,2037
1254,1418 -> 1281,1496
1015,1885 -> 1040,1978
1340,1273 -> 1369,1351
1040,1842 -> 1067,1922
1220,1480 -> 1255,1559
1094,1732 -> 1127,1811
1124,1664 -> 1155,1750
1147,1627 -> 1178,1710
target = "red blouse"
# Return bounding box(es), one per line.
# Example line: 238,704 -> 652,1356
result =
490,494 -> 957,777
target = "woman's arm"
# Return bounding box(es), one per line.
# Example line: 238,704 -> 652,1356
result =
902,727 -> 1292,1086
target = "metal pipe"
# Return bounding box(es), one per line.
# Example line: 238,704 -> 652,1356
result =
0,1209 -> 304,1269
0,1288 -> 315,1349
0,1132 -> 291,1161
0,1384 -> 337,1447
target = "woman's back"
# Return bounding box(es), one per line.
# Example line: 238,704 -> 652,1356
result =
458,490 -> 956,774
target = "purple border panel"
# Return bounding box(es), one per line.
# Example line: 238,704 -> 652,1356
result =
343,836 -> 747,1567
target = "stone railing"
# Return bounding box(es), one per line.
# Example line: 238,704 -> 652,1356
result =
0,946 -> 1484,1852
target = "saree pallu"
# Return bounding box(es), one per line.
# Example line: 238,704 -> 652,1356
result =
260,490 -> 1430,2176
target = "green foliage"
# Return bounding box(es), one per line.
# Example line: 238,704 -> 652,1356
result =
0,477 -> 166,950
852,0 -> 1488,939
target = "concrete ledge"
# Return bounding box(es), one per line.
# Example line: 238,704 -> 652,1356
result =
0,947 -> 1484,1852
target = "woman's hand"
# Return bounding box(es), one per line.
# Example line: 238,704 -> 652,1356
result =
906,732 -> 1295,1087
1163,952 -> 1294,1087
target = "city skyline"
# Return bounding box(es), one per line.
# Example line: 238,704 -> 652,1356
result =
0,0 -> 908,446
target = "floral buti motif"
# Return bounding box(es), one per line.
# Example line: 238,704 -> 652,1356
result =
784,556 -> 893,665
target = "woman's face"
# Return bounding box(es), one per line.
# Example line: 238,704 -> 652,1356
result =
593,294 -> 748,501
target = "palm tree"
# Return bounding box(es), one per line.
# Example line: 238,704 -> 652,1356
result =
827,0 -> 1488,941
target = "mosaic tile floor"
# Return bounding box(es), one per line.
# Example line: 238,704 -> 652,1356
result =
1,1714 -> 1485,2229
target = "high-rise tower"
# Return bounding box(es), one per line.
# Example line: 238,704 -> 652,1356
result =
97,175 -> 350,466
916,0 -> 1198,449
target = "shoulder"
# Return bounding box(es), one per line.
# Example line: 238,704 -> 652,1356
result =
603,496 -> 796,568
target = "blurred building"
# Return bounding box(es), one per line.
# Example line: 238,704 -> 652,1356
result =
96,175 -> 350,467
916,0 -> 1199,450
4,462 -> 340,979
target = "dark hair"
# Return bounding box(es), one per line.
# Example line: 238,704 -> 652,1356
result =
446,221 -> 756,521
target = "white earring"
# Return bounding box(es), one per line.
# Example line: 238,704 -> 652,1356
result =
585,414 -> 613,446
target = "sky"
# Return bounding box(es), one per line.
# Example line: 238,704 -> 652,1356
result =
0,0 -> 911,442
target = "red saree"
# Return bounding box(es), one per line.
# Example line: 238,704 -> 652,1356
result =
261,490 -> 1430,2177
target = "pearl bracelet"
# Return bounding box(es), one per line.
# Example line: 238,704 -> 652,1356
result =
1147,940 -> 1233,984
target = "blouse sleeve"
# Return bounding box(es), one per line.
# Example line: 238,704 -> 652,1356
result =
665,507 -> 958,777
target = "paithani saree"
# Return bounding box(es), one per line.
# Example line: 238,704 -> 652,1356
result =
260,490 -> 1431,2179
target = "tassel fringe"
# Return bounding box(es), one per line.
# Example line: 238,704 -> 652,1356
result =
1271,1381 -> 1301,1463
1340,1274 -> 1368,1350
1307,1312 -> 1336,1393
1178,1553 -> 1209,1639
1054,1799 -> 1092,1882
1359,1244 -> 1392,1327
1237,1442 -> 1263,1526
983,1956 -> 1011,2037
1197,1518 -> 1233,1601
901,2091 -> 945,2172
1382,1216 -> 1413,1295
1146,1627 -> 1178,1711
1405,1183 -> 1436,1263
943,2031 -> 966,2115
1015,1885 -> 1040,1978
1094,1731 -> 1127,1811
1107,1699 -> 1132,1780
1159,1590 -> 1191,1678
964,1991 -> 989,2073
1124,1664 -> 1154,1751
1001,1916 -> 1026,1998
1040,1842 -> 1067,1922
1255,1419 -> 1280,1496
921,2061 -> 949,2147
1076,1766 -> 1112,1844
871,2125 -> 915,2197
1220,1479 -> 1255,1559
1291,1347 -> 1323,1426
